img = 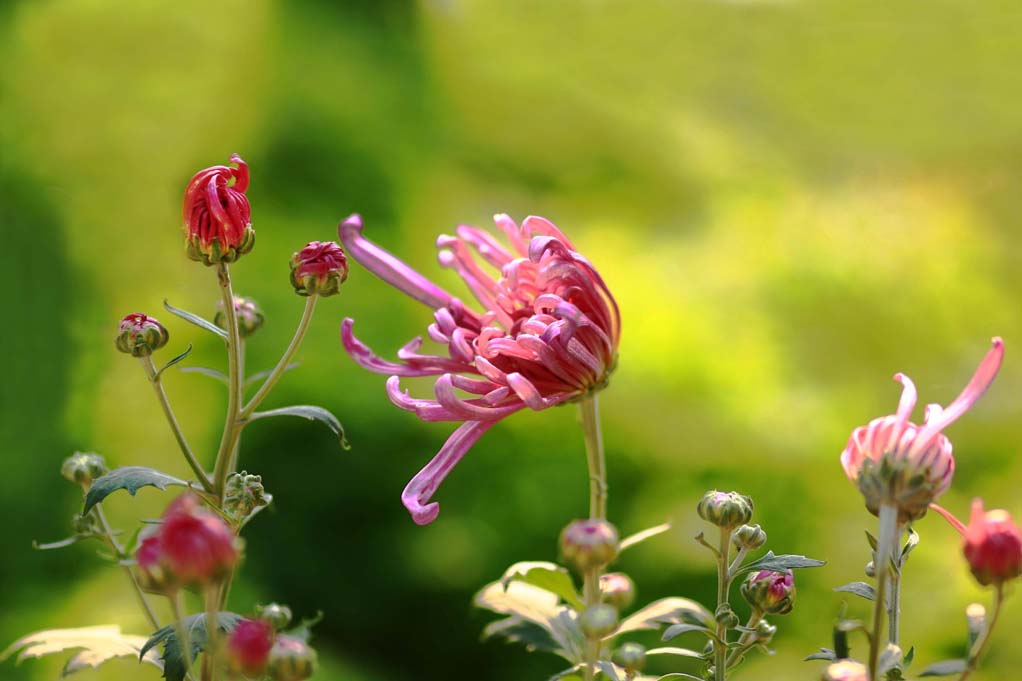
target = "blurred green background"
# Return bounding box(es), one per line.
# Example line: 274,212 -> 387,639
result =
2,0 -> 1022,679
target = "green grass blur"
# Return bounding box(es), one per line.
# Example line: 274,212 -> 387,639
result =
2,1 -> 1022,679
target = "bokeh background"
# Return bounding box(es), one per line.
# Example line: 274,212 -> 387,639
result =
3,1 -> 1022,679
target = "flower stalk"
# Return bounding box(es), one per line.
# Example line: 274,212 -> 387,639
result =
868,502 -> 899,680
212,263 -> 244,497
715,526 -> 732,681
241,294 -> 318,419
93,503 -> 161,630
959,585 -> 1005,681
578,394 -> 608,681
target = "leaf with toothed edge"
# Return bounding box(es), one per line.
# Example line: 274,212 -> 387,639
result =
82,467 -> 190,515
248,405 -> 350,450
163,299 -> 227,340
140,613 -> 242,681
0,625 -> 162,675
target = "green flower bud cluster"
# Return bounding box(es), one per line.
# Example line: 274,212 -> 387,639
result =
224,471 -> 273,524
61,452 -> 108,488
697,491 -> 754,530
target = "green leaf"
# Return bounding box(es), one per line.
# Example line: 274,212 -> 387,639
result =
919,659 -> 968,676
619,523 -> 672,552
248,405 -> 350,450
549,666 -> 583,681
655,675 -> 704,681
738,551 -> 826,574
661,624 -> 714,643
179,366 -> 228,384
140,613 -> 242,681
903,646 -> 915,668
244,363 -> 300,389
155,345 -> 193,380
834,582 -> 876,601
865,530 -> 879,551
645,647 -> 704,659
596,661 -> 623,681
804,648 -> 836,662
475,580 -> 584,663
617,598 -> 714,634
1,625 -> 162,676
82,467 -> 190,516
500,562 -> 584,610
485,618 -> 563,655
901,527 -> 920,561
163,299 -> 228,341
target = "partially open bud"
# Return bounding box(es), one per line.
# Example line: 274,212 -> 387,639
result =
61,452 -> 107,488
741,569 -> 795,615
257,603 -> 293,631
215,296 -> 264,338
268,636 -> 318,681
732,524 -> 767,551
560,519 -> 619,572
226,618 -> 274,677
224,471 -> 272,524
962,499 -> 1022,587
599,573 -> 635,610
821,660 -> 868,681
580,604 -> 619,638
697,491 -> 753,530
183,154 -> 254,266
612,642 -> 646,673
115,313 -> 169,357
152,494 -> 240,587
290,241 -> 348,297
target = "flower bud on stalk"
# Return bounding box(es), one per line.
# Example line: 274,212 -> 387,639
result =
72,513 -> 100,535
183,154 -> 254,266
732,524 -> 767,551
268,636 -> 318,681
961,499 -> 1022,587
741,569 -> 795,615
115,313 -> 169,357
257,603 -> 293,631
290,241 -> 348,297
714,603 -> 739,629
612,642 -> 646,673
224,471 -> 272,523
599,573 -> 635,610
697,491 -> 754,530
215,296 -> 264,338
560,519 -> 619,573
580,604 -> 618,638
226,618 -> 274,677
754,619 -> 777,643
61,452 -> 107,488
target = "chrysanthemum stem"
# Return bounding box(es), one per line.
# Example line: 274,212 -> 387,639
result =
724,612 -> 762,669
212,264 -> 243,497
201,587 -> 220,681
578,394 -> 607,681
139,356 -> 213,492
958,584 -> 1005,681
171,591 -> 195,677
92,503 -> 161,630
240,295 -> 318,420
868,503 -> 898,680
888,537 -> 903,647
715,526 -> 732,681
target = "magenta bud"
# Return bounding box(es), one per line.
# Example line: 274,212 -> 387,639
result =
116,313 -> 169,357
599,572 -> 635,610
612,642 -> 646,673
962,499 -> 1022,587
580,603 -> 619,638
559,519 -> 619,572
61,452 -> 107,488
741,569 -> 795,615
268,636 -> 318,681
290,241 -> 348,297
226,618 -> 274,677
215,296 -> 264,338
697,491 -> 753,529
135,534 -> 173,593
183,154 -> 254,266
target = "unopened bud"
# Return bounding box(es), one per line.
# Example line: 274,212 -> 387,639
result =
599,572 -> 635,610
136,535 -> 173,593
224,471 -> 272,523
215,296 -> 264,338
741,569 -> 795,615
821,659 -> 868,681
61,452 -> 108,488
268,636 -> 318,681
580,604 -> 619,638
864,561 -> 876,578
183,154 -> 254,266
226,618 -> 274,677
559,519 -> 619,572
714,603 -> 739,629
116,313 -> 169,357
697,491 -> 753,530
290,241 -> 348,297
754,619 -> 777,643
612,642 -> 646,673
962,499 -> 1022,587
72,513 -> 99,535
257,603 -> 293,631
733,524 -> 767,551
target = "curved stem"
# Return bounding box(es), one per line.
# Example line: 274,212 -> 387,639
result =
240,295 -> 318,420
725,612 -> 763,669
959,585 -> 1005,681
868,503 -> 898,680
93,504 -> 161,630
139,356 -> 213,492
714,526 -> 732,681
578,394 -> 607,681
212,265 -> 243,496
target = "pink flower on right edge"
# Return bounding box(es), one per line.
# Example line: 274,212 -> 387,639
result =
339,214 -> 620,525
840,338 -> 1004,522
932,499 -> 1022,587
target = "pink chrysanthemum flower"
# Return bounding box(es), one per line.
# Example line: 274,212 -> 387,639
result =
339,213 -> 620,524
840,339 -> 1003,522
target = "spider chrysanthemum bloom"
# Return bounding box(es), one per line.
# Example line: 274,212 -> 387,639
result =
339,213 -> 620,524
183,153 -> 254,265
840,338 -> 1003,523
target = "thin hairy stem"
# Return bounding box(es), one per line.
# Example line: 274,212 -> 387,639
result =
725,612 -> 763,669
578,394 -> 607,681
868,503 -> 899,680
212,264 -> 243,496
959,585 -> 1005,681
714,526 -> 732,681
92,504 -> 161,630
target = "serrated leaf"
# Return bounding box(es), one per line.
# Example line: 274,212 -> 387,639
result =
804,648 -> 837,661
645,647 -> 703,659
834,582 -> 876,601
919,659 -> 968,676
155,345 -> 193,380
179,366 -> 228,384
248,405 -> 350,450
163,300 -> 227,341
1,625 -> 161,676
500,562 -> 584,610
140,613 -> 242,681
619,523 -> 672,552
738,551 -> 826,574
82,467 -> 190,516
244,363 -> 300,389
475,581 -> 584,663
617,598 -> 714,634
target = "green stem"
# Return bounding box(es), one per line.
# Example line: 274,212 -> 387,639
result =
139,356 -> 213,492
171,591 -> 195,678
201,587 -> 219,681
888,538 -> 903,647
725,612 -> 763,669
959,585 -> 1005,681
240,294 -> 318,420
92,504 -> 161,630
212,264 -> 243,496
868,503 -> 898,681
578,394 -> 607,681
715,526 -> 732,681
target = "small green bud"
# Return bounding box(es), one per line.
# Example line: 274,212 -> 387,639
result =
714,603 -> 739,629
732,524 -> 767,551
599,572 -> 635,610
215,296 -> 264,338
559,519 -> 619,573
115,313 -> 169,357
697,490 -> 753,530
224,471 -> 272,523
268,636 -> 317,681
61,452 -> 108,488
72,513 -> 99,535
754,619 -> 777,643
612,642 -> 646,673
257,602 -> 293,631
580,604 -> 619,638
864,560 -> 876,578
741,570 -> 795,615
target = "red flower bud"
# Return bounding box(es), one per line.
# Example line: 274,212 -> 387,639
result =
226,619 -> 274,677
559,519 -> 619,573
183,154 -> 254,265
963,499 -> 1022,587
116,313 -> 169,357
599,572 -> 635,609
290,241 -> 348,297
741,569 -> 795,615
